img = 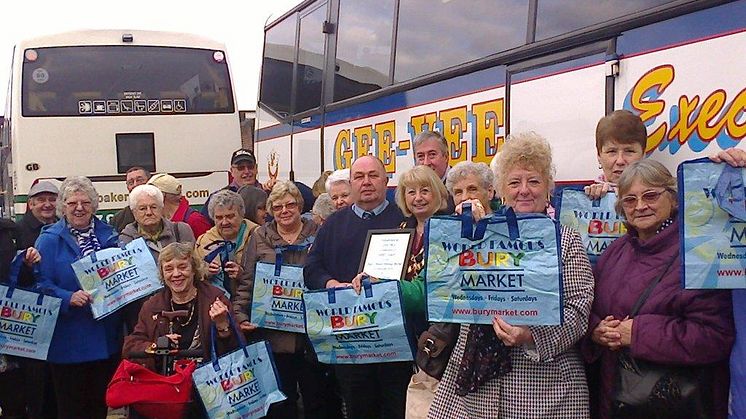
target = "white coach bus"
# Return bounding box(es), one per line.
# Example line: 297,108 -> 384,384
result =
255,0 -> 745,186
1,29 -> 241,219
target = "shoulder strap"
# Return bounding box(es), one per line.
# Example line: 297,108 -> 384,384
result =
629,251 -> 679,317
175,222 -> 181,242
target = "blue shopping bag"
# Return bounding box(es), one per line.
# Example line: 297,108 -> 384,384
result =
303,279 -> 414,364
425,204 -> 563,325
71,237 -> 162,319
0,251 -> 61,360
250,261 -> 307,333
678,159 -> 746,289
193,315 -> 286,419
556,186 -> 626,264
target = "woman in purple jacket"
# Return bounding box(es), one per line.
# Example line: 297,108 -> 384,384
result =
582,159 -> 735,419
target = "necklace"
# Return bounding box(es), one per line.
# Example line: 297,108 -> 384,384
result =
170,296 -> 197,327
278,223 -> 302,243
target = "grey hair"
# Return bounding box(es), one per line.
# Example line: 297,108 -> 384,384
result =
445,161 -> 495,196
413,130 -> 448,156
615,159 -> 677,216
208,190 -> 245,220
56,176 -> 99,218
312,193 -> 335,220
128,184 -> 164,211
325,168 -> 350,191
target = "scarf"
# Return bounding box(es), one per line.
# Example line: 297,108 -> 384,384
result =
454,324 -> 512,396
69,219 -> 101,256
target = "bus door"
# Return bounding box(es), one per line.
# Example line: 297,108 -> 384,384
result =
506,41 -> 615,183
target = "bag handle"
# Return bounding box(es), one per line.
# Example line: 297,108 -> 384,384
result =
325,276 -> 373,304
714,165 -> 745,221
209,311 -> 248,371
273,237 -> 314,276
459,203 -> 495,241
4,250 -> 42,303
629,251 -> 679,317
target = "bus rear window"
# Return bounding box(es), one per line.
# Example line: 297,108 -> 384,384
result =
21,46 -> 235,117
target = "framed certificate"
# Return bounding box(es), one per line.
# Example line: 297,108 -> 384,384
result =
358,229 -> 414,281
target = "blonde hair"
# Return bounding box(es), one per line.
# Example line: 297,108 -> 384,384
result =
395,166 -> 448,217
496,131 -> 555,196
267,180 -> 304,212
158,242 -> 206,285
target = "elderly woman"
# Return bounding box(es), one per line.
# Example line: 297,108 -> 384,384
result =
233,180 -> 335,419
427,133 -> 594,418
123,242 -> 234,363
311,192 -> 335,226
238,184 -> 268,225
119,184 -> 195,331
582,159 -> 734,419
325,168 -> 352,210
195,190 -> 258,298
35,176 -> 123,419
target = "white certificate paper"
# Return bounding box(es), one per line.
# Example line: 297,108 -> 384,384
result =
360,230 -> 413,280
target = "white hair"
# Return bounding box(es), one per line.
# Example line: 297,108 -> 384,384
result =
325,168 -> 351,191
129,184 -> 164,211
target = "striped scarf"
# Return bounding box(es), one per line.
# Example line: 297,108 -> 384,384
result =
69,219 -> 101,256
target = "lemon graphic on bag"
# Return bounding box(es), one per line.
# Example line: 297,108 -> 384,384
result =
306,311 -> 325,336
684,191 -> 714,227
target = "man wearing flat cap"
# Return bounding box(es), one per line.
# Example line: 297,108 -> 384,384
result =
200,148 -> 265,223
148,173 -> 211,239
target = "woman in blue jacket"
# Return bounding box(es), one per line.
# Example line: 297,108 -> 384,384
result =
36,176 -> 123,419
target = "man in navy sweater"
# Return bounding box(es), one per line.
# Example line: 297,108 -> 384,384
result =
304,155 -> 409,419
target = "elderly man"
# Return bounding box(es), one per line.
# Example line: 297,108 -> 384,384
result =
413,131 -> 455,212
110,166 -> 150,232
148,173 -> 211,239
7,181 -> 59,419
304,155 -> 408,419
195,190 -> 258,298
200,149 -> 264,223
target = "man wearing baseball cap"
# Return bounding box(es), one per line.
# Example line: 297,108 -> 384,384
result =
9,180 -> 60,418
148,173 -> 211,239
200,148 -> 264,223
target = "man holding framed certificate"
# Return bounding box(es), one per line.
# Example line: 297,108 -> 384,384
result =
304,155 -> 411,419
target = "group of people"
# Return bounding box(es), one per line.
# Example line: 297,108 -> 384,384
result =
0,110 -> 744,419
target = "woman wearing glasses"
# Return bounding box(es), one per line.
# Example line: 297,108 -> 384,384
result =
35,176 -> 124,418
233,180 -> 341,419
582,159 -> 735,419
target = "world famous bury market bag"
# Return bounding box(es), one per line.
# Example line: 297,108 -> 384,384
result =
193,314 -> 286,419
71,237 -> 162,319
556,186 -> 626,264
678,159 -> 746,289
0,251 -> 61,360
303,278 -> 414,364
250,240 -> 313,333
425,204 -> 563,325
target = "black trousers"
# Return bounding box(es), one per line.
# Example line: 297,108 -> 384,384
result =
20,358 -> 57,419
49,356 -> 119,419
334,361 -> 413,419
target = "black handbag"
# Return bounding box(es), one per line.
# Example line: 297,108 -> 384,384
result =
415,322 -> 460,380
612,252 -> 711,419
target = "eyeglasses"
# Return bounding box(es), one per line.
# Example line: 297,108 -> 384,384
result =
620,189 -> 668,209
271,201 -> 298,212
125,177 -> 147,187
65,200 -> 93,209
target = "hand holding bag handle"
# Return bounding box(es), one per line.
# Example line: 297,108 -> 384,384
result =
5,250 -> 43,305
460,203 -> 520,241
209,311 -> 249,372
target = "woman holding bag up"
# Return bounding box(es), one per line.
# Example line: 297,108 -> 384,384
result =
427,132 -> 594,418
35,176 -> 123,419
582,159 -> 734,419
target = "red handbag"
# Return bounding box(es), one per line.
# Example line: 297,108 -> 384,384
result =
106,358 -> 196,419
